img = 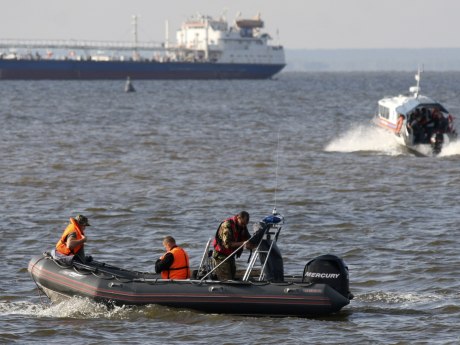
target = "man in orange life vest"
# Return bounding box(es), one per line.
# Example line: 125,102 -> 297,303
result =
212,211 -> 255,281
155,236 -> 190,279
55,214 -> 91,264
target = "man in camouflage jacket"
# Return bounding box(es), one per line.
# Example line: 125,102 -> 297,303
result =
212,211 -> 254,280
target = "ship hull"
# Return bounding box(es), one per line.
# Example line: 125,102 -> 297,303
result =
0,59 -> 285,80
28,254 -> 350,317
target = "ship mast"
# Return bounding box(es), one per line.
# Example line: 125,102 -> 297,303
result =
132,15 -> 139,60
410,66 -> 423,98
204,17 -> 209,61
165,20 -> 169,49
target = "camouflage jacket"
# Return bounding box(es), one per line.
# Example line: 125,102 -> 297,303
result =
214,218 -> 249,258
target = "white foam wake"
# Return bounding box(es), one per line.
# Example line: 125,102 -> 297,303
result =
325,123 -> 460,157
438,139 -> 460,157
324,124 -> 402,155
0,297 -> 131,319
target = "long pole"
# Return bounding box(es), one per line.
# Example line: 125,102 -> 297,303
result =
132,15 -> 138,59
199,231 -> 261,282
165,20 -> 169,49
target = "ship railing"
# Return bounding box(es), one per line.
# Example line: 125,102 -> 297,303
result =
0,38 -> 165,52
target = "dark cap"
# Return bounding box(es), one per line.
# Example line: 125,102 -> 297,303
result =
75,214 -> 90,226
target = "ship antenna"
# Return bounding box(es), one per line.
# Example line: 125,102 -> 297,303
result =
413,65 -> 424,98
165,20 -> 169,49
273,129 -> 281,215
132,15 -> 139,59
221,7 -> 228,21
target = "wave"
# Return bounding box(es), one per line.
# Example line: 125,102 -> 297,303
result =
324,124 -> 402,155
325,123 -> 460,157
0,297 -> 213,321
357,291 -> 443,305
438,140 -> 460,157
0,298 -> 134,320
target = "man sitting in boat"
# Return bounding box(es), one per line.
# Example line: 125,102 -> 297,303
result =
53,214 -> 91,265
212,211 -> 255,281
155,236 -> 190,279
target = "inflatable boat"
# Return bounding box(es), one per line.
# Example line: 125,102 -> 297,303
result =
28,211 -> 353,317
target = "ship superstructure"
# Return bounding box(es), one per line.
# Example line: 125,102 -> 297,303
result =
173,14 -> 284,65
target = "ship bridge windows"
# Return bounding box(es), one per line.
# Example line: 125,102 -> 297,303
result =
240,28 -> 254,38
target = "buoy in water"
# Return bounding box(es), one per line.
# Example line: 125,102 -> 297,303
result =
125,76 -> 135,92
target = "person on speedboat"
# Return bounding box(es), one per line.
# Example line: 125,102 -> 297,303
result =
431,109 -> 449,133
409,110 -> 427,144
212,211 -> 255,281
155,236 -> 190,279
53,214 -> 92,265
395,114 -> 405,135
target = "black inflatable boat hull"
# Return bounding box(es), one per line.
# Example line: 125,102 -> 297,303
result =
28,254 -> 350,317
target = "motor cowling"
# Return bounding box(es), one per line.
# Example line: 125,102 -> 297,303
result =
430,132 -> 444,155
302,254 -> 352,300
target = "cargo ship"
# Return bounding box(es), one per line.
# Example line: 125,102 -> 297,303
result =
0,13 -> 285,80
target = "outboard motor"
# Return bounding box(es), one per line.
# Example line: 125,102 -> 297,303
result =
430,132 -> 444,155
244,210 -> 284,282
302,254 -> 353,300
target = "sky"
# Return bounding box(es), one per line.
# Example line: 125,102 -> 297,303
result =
1,0 -> 460,50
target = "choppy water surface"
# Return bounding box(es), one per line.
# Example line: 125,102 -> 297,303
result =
1,72 -> 460,344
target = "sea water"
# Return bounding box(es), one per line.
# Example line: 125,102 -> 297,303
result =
1,72 -> 460,344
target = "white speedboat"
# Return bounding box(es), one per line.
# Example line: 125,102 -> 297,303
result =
374,70 -> 457,156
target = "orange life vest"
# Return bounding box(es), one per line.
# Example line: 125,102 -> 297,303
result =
55,218 -> 85,256
160,246 -> 190,279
